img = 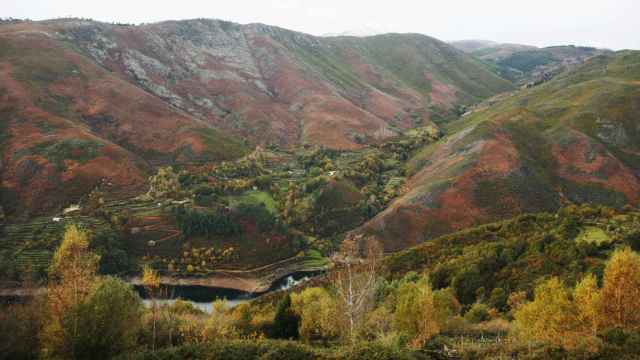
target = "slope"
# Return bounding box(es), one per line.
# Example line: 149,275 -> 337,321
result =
0,23 -> 247,217
352,51 -> 640,251
44,18 -> 512,149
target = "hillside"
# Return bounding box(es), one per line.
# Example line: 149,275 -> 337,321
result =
0,19 -> 514,217
453,40 -> 611,85
0,24 -> 247,218
352,51 -> 640,251
48,18 -> 512,147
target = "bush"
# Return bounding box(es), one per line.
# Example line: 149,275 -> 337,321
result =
464,303 -> 490,324
341,342 -> 432,360
118,340 -> 318,360
70,277 -> 143,359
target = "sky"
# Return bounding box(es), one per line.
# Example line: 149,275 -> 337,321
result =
3,0 -> 639,50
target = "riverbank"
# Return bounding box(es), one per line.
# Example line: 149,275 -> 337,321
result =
127,254 -> 328,293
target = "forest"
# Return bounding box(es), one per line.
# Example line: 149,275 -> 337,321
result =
2,203 -> 640,359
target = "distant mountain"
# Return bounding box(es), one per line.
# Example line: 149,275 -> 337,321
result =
352,51 -> 640,251
322,26 -> 390,37
0,18 -> 512,216
451,40 -> 611,84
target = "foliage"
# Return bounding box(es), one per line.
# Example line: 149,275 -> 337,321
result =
173,206 -> 241,237
271,294 -> 300,340
202,300 -> 239,341
512,277 -> 584,350
91,231 -> 134,275
464,303 -> 490,324
43,224 -> 100,358
393,275 -> 440,348
599,247 -> 640,330
145,167 -> 182,200
291,287 -> 338,342
69,277 -> 143,359
0,298 -> 44,360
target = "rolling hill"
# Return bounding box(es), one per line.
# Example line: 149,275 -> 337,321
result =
352,51 -> 640,251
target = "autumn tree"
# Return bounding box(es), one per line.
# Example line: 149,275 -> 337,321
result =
393,275 -> 440,349
331,236 -> 382,344
291,287 -> 338,343
599,247 -> 640,330
202,300 -> 239,341
42,224 -> 100,359
145,166 -> 182,200
574,273 -> 601,336
513,277 -> 586,350
142,265 -> 161,351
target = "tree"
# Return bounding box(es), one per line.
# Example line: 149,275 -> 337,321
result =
142,265 -> 161,351
145,166 -> 182,200
599,247 -> 640,330
393,275 -> 440,349
513,277 -> 583,350
331,236 -> 382,344
291,287 -> 338,342
43,224 -> 100,359
202,300 -> 238,340
70,277 -> 143,359
574,273 -> 601,336
433,287 -> 462,330
272,293 -> 300,339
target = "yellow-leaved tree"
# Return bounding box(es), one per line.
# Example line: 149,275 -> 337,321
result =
513,277 -> 583,350
393,276 -> 440,349
291,287 -> 338,343
599,247 -> 640,330
142,265 -> 161,351
574,273 -> 601,336
42,224 -> 100,358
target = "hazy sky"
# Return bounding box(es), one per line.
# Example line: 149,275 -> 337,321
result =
3,0 -> 639,50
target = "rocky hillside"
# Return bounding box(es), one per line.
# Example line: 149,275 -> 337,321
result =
0,18 -> 514,217
49,18 -> 512,148
0,21 -> 247,217
353,51 -> 640,251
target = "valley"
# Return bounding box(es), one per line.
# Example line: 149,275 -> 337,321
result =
1,13 -> 640,360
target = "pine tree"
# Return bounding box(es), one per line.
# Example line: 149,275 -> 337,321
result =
272,293 -> 300,339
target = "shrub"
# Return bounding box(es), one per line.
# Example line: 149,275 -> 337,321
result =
70,277 -> 143,359
465,303 -> 490,324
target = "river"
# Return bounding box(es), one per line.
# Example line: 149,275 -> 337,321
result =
137,272 -> 315,313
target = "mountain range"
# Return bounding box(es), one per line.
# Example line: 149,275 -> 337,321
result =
1,18 -> 638,256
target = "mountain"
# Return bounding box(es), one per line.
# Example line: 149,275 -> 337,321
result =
0,22 -> 247,217
452,40 -> 611,84
450,39 -> 536,55
0,18 -> 513,217
352,51 -> 640,251
322,26 -> 390,37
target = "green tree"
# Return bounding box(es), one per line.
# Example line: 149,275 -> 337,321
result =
393,276 -> 439,348
272,293 -> 300,339
291,287 -> 338,342
70,277 -> 143,359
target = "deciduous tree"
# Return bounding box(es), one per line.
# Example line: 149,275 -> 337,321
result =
42,224 -> 100,358
393,275 -> 440,348
599,247 -> 640,330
